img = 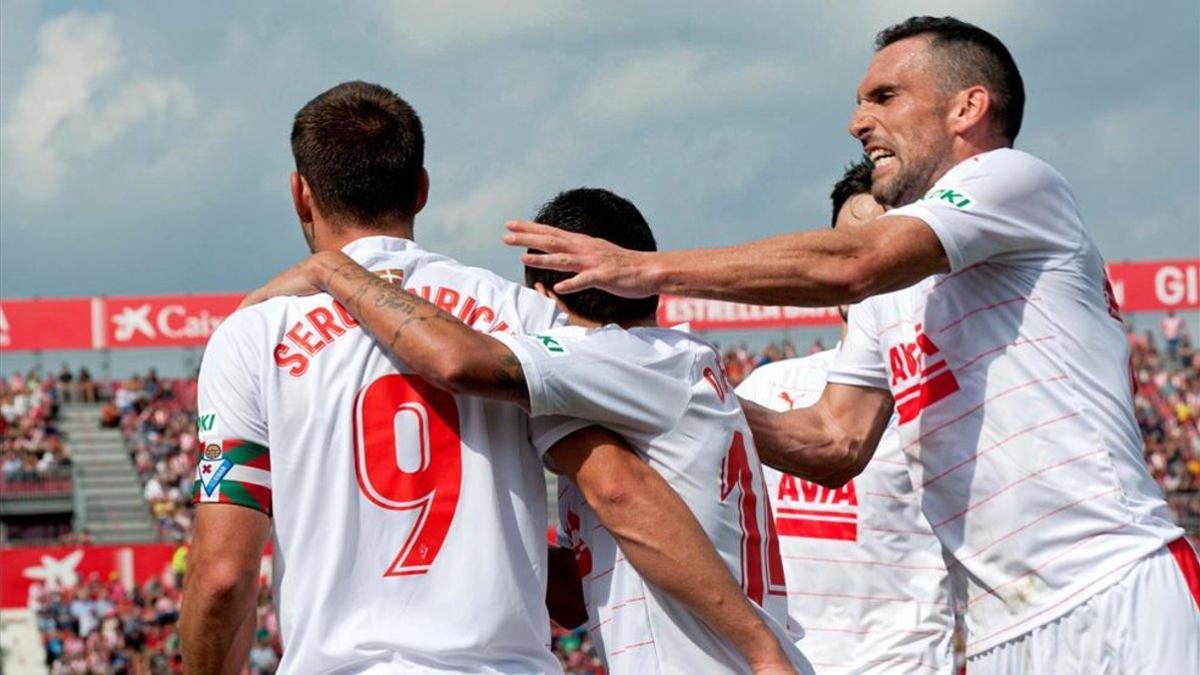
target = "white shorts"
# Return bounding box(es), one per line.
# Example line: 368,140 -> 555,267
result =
967,538 -> 1200,675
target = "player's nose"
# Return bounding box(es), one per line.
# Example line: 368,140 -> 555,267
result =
848,107 -> 874,142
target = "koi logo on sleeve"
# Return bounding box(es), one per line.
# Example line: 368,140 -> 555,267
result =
888,323 -> 960,424
197,411 -> 217,436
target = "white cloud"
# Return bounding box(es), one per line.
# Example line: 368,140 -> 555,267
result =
0,11 -> 194,202
572,46 -> 796,126
367,0 -> 586,55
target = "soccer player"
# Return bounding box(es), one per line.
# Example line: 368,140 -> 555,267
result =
736,159 -> 955,674
179,82 -> 789,674
241,188 -> 812,674
503,16 -> 1200,673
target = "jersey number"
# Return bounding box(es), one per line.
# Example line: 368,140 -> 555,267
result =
353,374 -> 463,577
721,431 -> 786,603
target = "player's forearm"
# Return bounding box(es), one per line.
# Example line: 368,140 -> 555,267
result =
742,399 -> 860,487
582,457 -> 792,670
309,252 -> 529,403
180,563 -> 259,674
646,230 -> 876,306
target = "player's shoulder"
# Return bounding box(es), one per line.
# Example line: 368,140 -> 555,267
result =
207,297 -> 290,346
970,148 -> 1070,194
738,350 -> 834,391
552,324 -> 704,369
414,249 -> 525,293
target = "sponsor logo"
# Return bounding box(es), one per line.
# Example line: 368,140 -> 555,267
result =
202,443 -> 223,460
110,303 -> 226,343
20,550 -> 85,589
774,475 -> 859,541
197,412 -> 217,435
924,187 -> 974,209
534,334 -> 566,354
888,323 -> 960,424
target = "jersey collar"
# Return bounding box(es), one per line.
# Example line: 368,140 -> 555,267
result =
340,236 -> 420,264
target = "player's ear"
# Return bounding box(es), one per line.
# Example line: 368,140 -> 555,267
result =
949,85 -> 990,137
533,282 -> 573,315
412,168 -> 430,216
291,172 -> 314,224
532,281 -> 556,301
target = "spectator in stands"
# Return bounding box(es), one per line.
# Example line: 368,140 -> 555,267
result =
77,367 -> 98,404
1161,309 -> 1189,364
56,364 -> 74,404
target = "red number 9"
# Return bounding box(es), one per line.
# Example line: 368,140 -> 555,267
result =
354,374 -> 463,577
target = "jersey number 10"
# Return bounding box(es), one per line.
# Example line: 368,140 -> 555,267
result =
721,431 -> 787,604
353,374 -> 463,577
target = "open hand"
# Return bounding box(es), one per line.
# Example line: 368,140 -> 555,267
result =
502,220 -> 660,298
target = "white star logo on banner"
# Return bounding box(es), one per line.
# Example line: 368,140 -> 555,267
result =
22,550 -> 85,590
111,304 -> 155,341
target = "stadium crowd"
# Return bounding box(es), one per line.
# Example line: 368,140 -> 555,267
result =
25,561 -> 282,674
1,370 -> 71,488
4,317 -> 1197,673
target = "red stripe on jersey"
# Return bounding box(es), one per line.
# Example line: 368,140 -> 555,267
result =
1167,537 -> 1200,612
776,506 -> 857,519
896,368 -> 960,424
776,516 -> 857,541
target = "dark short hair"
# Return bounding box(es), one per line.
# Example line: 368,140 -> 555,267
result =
291,81 -> 425,224
830,158 -> 874,227
876,16 -> 1025,142
525,189 -> 659,325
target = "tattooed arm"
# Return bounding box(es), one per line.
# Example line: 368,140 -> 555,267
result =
277,250 -> 531,405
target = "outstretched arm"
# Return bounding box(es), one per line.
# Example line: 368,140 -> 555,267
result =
550,426 -> 796,674
503,215 -> 947,305
242,251 -> 531,405
742,382 -> 894,487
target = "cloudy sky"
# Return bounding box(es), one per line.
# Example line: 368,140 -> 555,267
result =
1,0 -> 1197,300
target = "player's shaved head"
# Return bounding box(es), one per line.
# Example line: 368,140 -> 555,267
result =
291,81 -> 425,226
525,188 -> 659,325
876,16 -> 1025,142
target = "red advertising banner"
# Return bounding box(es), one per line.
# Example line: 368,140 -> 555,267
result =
1107,259 -> 1200,313
0,259 -> 1194,351
657,295 -> 841,330
0,544 -> 176,609
99,294 -> 242,349
0,298 -> 95,351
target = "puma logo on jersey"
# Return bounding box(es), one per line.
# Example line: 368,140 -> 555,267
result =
888,323 -> 960,424
773,474 -> 858,541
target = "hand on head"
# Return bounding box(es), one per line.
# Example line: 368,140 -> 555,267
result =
502,220 -> 656,299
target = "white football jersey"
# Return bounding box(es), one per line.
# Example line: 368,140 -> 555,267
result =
736,351 -> 955,674
195,236 -> 565,674
494,326 -> 813,675
828,149 -> 1183,656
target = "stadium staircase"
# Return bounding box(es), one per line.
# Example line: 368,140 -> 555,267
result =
60,405 -> 158,543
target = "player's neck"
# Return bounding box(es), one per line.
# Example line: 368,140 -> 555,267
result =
310,217 -> 416,252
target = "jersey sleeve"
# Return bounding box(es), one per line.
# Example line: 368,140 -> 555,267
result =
734,368 -> 769,406
192,311 -> 272,515
492,330 -> 693,436
826,299 -> 891,392
528,414 -> 594,463
883,151 -> 1082,272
